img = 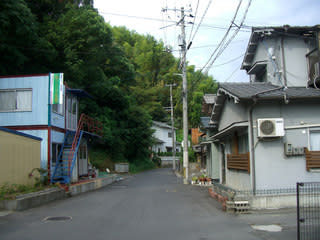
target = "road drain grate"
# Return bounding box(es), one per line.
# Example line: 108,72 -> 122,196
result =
44,216 -> 72,221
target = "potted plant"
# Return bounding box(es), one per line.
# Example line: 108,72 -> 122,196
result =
191,176 -> 198,185
199,174 -> 206,185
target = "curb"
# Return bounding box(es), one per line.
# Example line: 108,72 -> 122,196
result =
69,175 -> 119,196
0,175 -> 121,212
0,187 -> 65,211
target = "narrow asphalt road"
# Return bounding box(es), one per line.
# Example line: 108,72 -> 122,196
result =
0,168 -> 296,240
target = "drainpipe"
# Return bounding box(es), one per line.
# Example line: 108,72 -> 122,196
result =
280,37 -> 288,87
249,101 -> 257,195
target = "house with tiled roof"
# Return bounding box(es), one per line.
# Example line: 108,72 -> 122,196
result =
151,121 -> 180,153
205,25 -> 320,209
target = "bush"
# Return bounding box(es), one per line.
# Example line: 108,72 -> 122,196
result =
89,147 -> 115,171
129,159 -> 156,174
156,151 -> 182,157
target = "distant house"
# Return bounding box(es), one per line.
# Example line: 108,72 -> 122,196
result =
198,94 -> 218,173
203,25 -> 320,209
151,121 -> 180,153
0,73 -> 102,184
0,126 -> 41,185
201,94 -> 216,116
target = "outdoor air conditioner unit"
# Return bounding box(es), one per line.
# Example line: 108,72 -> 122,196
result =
257,118 -> 285,138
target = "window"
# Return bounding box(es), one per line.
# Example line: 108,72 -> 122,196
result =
310,131 -> 320,151
227,132 -> 250,173
52,103 -> 64,115
238,134 -> 249,153
52,92 -> 64,115
305,131 -> 320,171
307,49 -> 320,87
168,132 -> 172,138
0,89 -> 32,112
166,147 -> 172,152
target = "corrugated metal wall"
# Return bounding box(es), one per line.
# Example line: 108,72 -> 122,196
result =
0,130 -> 41,185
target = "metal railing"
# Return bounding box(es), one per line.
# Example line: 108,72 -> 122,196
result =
297,182 -> 320,240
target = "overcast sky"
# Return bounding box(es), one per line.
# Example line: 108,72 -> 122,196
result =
94,0 -> 319,83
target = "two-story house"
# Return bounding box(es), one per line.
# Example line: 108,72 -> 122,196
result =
0,73 -> 102,184
206,25 -> 320,209
152,121 -> 179,153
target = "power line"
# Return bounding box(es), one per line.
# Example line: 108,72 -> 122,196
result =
200,0 -> 243,72
223,64 -> 242,82
187,0 -> 199,45
187,0 -> 213,50
211,53 -> 245,68
99,11 -> 176,24
202,0 -> 253,73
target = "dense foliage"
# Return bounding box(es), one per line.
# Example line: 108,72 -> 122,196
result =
0,1 -> 217,166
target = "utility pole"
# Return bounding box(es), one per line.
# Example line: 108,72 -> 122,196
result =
162,6 -> 189,183
180,7 -> 189,184
165,83 -> 177,171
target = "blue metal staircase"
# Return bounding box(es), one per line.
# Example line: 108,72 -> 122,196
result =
51,130 -> 84,184
51,113 -> 103,184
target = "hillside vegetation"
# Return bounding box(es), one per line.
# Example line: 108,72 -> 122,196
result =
0,1 -> 217,167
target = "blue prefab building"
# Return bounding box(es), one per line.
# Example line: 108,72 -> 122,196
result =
0,74 -> 102,184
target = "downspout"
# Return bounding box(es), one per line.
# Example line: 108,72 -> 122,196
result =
249,100 -> 257,195
48,73 -> 52,182
280,37 -> 288,87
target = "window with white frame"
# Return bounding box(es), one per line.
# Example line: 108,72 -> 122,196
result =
52,103 -> 64,115
310,130 -> 320,151
238,133 -> 249,153
0,89 -> 32,112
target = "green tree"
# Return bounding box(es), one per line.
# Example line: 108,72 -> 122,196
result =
0,0 -> 48,74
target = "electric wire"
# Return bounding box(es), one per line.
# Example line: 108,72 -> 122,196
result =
211,53 -> 245,68
205,0 -> 252,73
187,0 -> 199,45
187,0 -> 213,49
161,0 -> 168,46
200,0 -> 243,73
223,64 -> 242,82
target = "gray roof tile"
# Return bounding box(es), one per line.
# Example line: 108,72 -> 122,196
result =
218,83 -> 320,100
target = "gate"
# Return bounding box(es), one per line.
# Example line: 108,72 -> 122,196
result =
297,182 -> 320,240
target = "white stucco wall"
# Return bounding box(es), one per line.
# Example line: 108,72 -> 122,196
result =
252,37 -> 313,87
253,101 -> 320,190
224,139 -> 251,191
218,99 -> 248,131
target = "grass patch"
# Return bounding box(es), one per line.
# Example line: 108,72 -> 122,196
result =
0,183 -> 48,200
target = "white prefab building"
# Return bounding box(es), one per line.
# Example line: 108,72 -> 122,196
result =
152,121 -> 180,153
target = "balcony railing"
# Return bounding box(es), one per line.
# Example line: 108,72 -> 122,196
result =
227,152 -> 250,173
304,147 -> 320,171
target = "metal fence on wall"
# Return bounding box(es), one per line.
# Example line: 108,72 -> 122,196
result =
297,182 -> 320,240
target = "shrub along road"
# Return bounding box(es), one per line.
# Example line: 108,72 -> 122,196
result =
0,168 -> 296,240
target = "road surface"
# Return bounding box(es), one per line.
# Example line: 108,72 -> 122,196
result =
0,168 -> 296,240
